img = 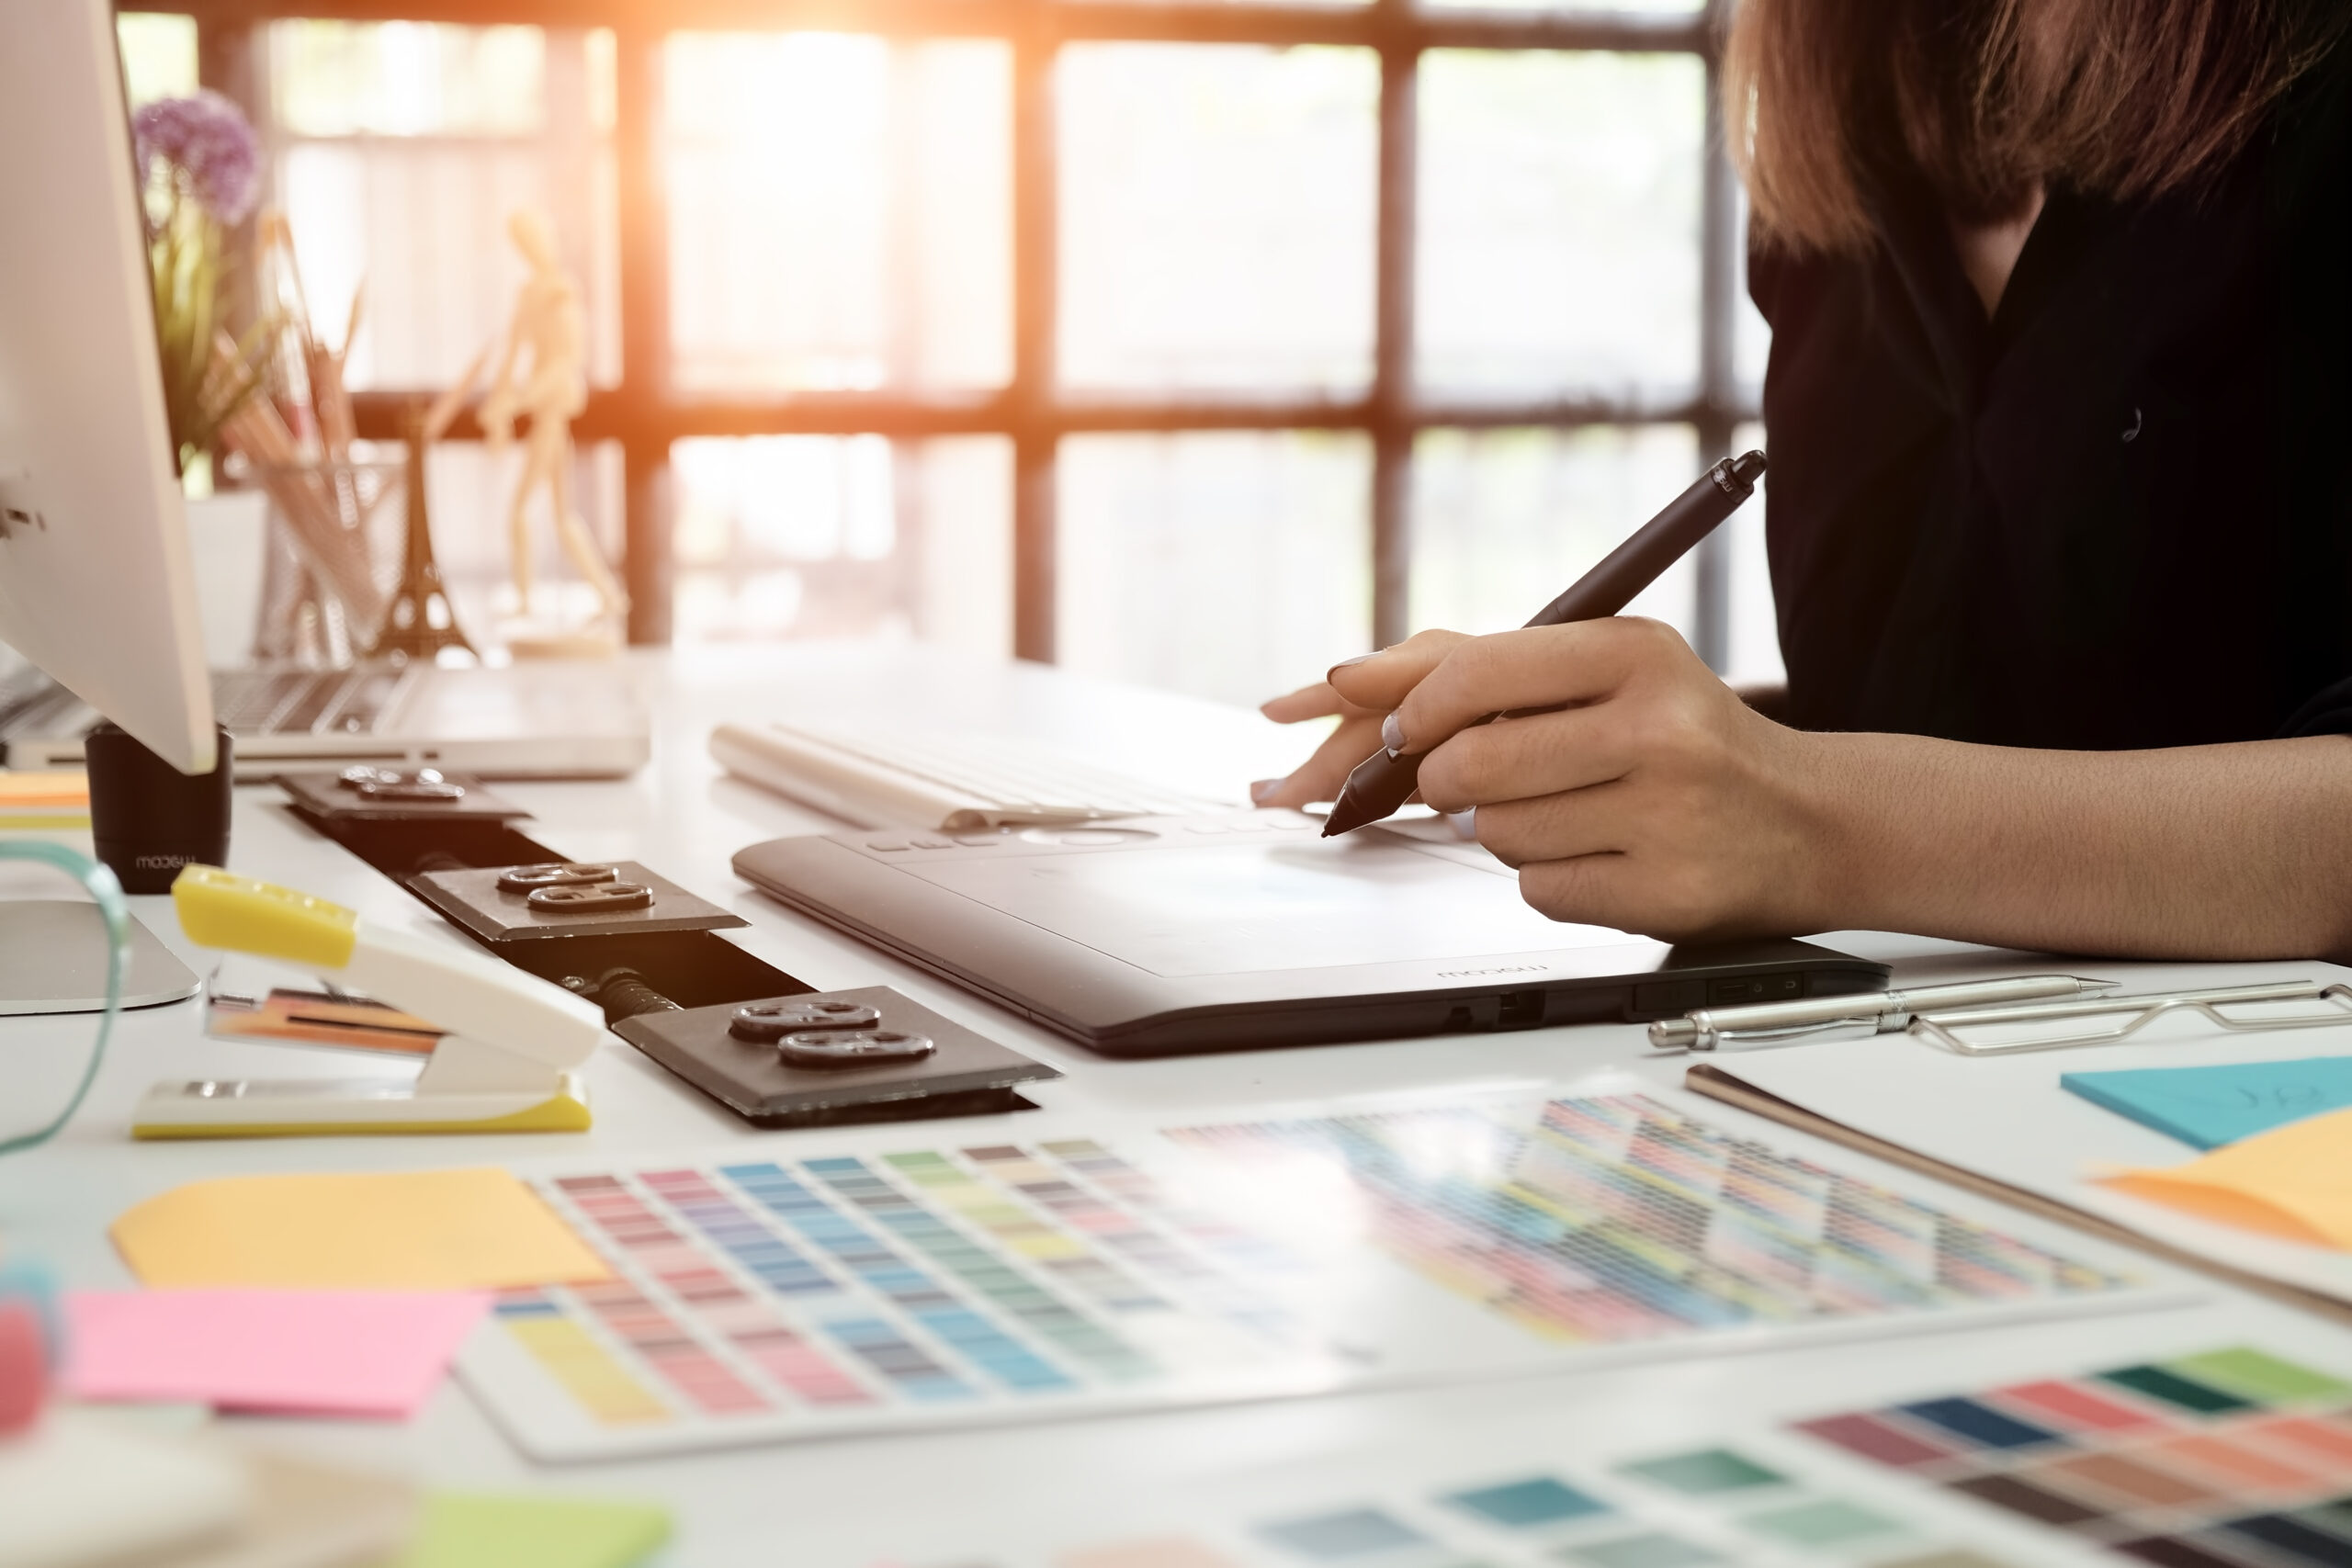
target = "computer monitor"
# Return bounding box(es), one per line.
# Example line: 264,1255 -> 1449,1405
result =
0,0 -> 217,776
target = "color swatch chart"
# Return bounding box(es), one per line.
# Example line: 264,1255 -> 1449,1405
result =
884,1438 -> 2041,1568
1165,1092 -> 2137,1345
1792,1344 -> 2352,1567
458,1089 -> 2159,1461
463,1142 -> 1336,1460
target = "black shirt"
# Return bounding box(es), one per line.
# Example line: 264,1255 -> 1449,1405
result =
1750,40 -> 2352,748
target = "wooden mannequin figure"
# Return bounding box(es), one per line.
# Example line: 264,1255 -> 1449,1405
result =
479,209 -> 626,647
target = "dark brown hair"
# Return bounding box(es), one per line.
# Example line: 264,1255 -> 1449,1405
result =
1725,0 -> 2349,252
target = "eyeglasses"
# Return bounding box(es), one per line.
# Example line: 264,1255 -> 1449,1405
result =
1910,980 -> 2352,1056
0,840 -> 129,1156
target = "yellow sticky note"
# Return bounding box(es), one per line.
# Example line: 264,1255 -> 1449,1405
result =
111,1168 -> 611,1290
2099,1104 -> 2352,1249
0,772 -> 89,807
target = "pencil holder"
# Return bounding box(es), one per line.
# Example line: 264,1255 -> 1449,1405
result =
247,457 -> 401,667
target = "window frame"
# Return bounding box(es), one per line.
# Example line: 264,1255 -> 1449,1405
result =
165,0 -> 1755,663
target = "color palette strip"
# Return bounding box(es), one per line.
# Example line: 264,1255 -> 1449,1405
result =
902,1439 -> 2028,1568
1166,1093 -> 2129,1346
1792,1344 -> 2352,1565
490,1303 -> 669,1426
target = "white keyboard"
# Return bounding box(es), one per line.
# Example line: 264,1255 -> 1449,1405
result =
708,719 -> 1232,830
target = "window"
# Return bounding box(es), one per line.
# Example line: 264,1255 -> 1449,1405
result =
134,1 -> 1776,696
118,12 -> 197,105
1416,50 -> 1702,399
1059,45 -> 1378,394
665,34 -> 1012,394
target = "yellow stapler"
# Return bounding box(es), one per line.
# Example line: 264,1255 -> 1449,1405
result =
131,866 -> 603,1138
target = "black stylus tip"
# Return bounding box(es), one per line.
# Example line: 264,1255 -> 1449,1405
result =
1320,791 -> 1376,838
1321,748 -> 1420,837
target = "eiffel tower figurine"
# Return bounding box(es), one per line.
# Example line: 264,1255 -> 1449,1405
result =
368,401 -> 476,661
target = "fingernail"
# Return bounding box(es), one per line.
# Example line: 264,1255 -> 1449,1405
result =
1381,713 -> 1407,755
1326,652 -> 1378,682
1250,777 -> 1284,805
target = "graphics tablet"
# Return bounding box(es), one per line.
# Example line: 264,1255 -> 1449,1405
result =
731,809 -> 1888,1055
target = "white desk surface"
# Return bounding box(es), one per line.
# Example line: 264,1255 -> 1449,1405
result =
5,641 -> 2350,1565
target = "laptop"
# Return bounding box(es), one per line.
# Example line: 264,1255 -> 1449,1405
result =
0,658 -> 650,779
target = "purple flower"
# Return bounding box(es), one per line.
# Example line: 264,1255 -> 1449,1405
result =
133,91 -> 261,225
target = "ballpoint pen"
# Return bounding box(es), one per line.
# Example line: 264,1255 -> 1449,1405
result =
1323,449 -> 1768,838
1647,974 -> 2117,1053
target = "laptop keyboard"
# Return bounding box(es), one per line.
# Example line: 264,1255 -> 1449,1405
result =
212,667 -> 400,736
0,666 -> 403,743
325,670 -> 401,734
212,670 -> 315,732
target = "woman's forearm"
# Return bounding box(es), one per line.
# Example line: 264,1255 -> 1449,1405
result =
1803,731 -> 2352,961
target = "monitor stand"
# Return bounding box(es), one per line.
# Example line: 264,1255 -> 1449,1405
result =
0,902 -> 200,1013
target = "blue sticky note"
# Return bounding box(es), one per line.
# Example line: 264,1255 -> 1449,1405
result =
2059,1056 -> 2352,1150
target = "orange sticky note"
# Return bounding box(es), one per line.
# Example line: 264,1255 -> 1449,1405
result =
111,1168 -> 610,1291
0,772 -> 89,807
2099,1105 -> 2352,1249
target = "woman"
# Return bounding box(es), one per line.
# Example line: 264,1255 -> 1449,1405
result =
1255,0 -> 2352,961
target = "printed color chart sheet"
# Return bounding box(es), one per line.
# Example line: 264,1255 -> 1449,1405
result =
458,1083 -> 2190,1461
871,1342 -> 2352,1568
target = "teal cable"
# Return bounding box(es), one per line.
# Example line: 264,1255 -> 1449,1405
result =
0,841 -> 128,1156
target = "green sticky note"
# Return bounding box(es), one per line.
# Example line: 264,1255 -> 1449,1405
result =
2168,1347 -> 2352,1405
2059,1056 -> 2352,1149
388,1495 -> 671,1568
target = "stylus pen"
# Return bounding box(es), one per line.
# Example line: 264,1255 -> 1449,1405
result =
1648,974 -> 2117,1053
1321,449 -> 1770,838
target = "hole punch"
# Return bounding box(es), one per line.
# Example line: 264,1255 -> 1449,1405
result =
608,984 -> 1058,1125
729,998 -> 882,1043
339,764 -> 461,800
525,882 -> 652,913
412,860 -> 748,943
498,863 -> 620,893
357,777 -> 467,802
278,769 -> 527,827
775,1028 -> 935,1070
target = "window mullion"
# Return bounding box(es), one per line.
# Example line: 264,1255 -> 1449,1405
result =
1011,4 -> 1058,661
1692,0 -> 1738,671
616,20 -> 673,645
1371,22 -> 1419,650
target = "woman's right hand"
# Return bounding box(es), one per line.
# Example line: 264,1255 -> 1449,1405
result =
1251,629 -> 1470,808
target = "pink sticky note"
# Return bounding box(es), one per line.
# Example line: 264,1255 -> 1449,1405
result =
62,1289 -> 491,1419
0,1302 -> 46,1433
